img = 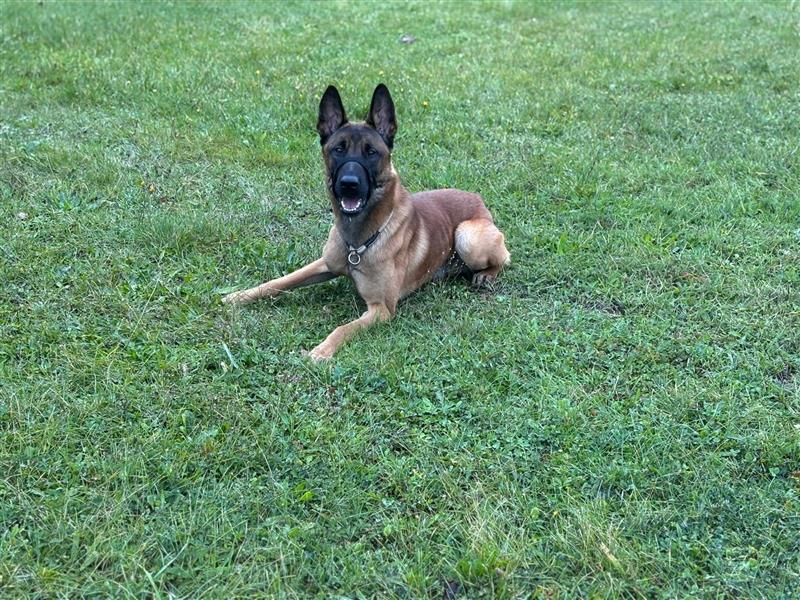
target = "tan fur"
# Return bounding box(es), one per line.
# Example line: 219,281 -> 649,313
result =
222,89 -> 510,360
456,218 -> 511,286
222,258 -> 335,305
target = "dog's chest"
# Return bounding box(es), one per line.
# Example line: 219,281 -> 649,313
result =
346,258 -> 395,301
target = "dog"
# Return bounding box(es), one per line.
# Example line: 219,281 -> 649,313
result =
222,84 -> 510,360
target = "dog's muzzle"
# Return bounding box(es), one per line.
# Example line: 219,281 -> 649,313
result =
334,161 -> 372,214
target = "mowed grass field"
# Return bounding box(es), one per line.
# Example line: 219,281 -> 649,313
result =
1,1 -> 799,597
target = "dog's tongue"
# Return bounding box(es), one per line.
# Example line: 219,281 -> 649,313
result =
341,197 -> 361,211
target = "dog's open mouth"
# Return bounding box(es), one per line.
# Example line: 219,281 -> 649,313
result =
339,196 -> 365,214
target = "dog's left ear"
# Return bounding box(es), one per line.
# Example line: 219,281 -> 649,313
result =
366,84 -> 397,149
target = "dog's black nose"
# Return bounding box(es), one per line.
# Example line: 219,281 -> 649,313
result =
339,174 -> 359,188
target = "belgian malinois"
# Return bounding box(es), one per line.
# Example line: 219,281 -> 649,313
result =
222,84 -> 510,360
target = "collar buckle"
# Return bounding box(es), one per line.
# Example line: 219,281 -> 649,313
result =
342,208 -> 396,268
347,251 -> 362,266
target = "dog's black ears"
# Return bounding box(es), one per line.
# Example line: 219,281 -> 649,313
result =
317,85 -> 347,145
366,83 -> 397,149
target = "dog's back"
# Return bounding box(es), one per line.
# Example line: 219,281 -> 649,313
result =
412,188 -> 493,223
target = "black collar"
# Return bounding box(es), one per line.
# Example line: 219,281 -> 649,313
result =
344,209 -> 395,267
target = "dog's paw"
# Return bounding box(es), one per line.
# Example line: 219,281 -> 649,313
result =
222,290 -> 253,305
304,344 -> 334,362
471,273 -> 496,289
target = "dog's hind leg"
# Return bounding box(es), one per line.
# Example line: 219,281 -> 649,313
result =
222,258 -> 337,306
454,218 -> 511,288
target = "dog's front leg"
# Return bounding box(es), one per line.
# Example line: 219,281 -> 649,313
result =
222,258 -> 336,306
307,302 -> 392,361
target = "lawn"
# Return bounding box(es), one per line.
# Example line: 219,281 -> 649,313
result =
1,0 -> 799,597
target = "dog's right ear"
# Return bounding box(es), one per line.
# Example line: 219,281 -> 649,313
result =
317,85 -> 347,145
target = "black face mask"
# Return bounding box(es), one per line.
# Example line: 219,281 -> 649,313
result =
331,157 -> 378,216
331,157 -> 378,192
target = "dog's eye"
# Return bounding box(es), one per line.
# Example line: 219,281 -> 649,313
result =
365,146 -> 377,156
334,144 -> 345,154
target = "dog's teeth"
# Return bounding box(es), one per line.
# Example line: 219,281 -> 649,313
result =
340,198 -> 363,213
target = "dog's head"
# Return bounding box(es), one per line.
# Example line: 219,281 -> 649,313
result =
317,84 -> 397,217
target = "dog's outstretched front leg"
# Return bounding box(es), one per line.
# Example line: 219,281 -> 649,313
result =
222,258 -> 336,306
307,302 -> 392,361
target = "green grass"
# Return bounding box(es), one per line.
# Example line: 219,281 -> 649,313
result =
1,0 -> 799,597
